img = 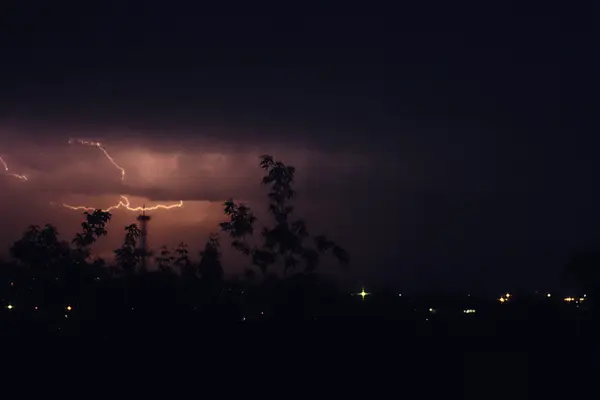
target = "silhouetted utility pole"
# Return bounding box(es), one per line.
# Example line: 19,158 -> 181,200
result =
137,206 -> 151,272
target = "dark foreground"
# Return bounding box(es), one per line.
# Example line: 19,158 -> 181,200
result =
2,274 -> 598,399
3,300 -> 597,399
3,320 -> 596,400
2,282 -> 597,337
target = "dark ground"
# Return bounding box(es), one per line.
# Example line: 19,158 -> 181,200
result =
2,275 -> 597,398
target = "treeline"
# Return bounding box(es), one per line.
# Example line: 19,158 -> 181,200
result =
0,155 -> 349,323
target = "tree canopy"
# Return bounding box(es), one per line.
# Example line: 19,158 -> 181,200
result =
221,154 -> 349,277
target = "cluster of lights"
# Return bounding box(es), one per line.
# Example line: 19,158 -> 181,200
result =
5,304 -> 73,312
4,291 -> 591,319
564,297 -> 585,303
498,293 -> 512,303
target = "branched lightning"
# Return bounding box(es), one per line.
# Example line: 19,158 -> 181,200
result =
64,139 -> 183,213
0,156 -> 28,181
63,195 -> 183,212
69,138 -> 126,181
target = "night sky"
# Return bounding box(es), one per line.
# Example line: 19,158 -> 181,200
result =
0,2 -> 595,292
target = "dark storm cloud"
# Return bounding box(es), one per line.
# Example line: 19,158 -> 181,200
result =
0,2 -> 595,291
1,120 -> 405,203
2,112 -> 407,212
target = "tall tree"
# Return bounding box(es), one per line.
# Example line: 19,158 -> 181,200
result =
72,209 -> 112,262
198,233 -> 223,283
174,242 -> 194,278
220,155 -> 349,277
114,224 -> 142,274
155,245 -> 174,273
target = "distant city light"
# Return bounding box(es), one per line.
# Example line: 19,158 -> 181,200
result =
564,297 -> 585,303
0,288 -> 591,321
499,292 -> 512,303
356,288 -> 370,300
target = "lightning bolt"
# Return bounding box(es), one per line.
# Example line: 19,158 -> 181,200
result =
0,155 -> 28,181
64,139 -> 183,213
69,138 -> 126,181
63,196 -> 183,212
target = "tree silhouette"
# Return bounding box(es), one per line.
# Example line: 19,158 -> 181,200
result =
220,154 -> 349,277
155,245 -> 174,272
243,268 -> 257,281
72,209 -> 112,263
198,233 -> 223,283
174,242 -> 194,278
114,223 -> 142,274
10,224 -> 72,271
